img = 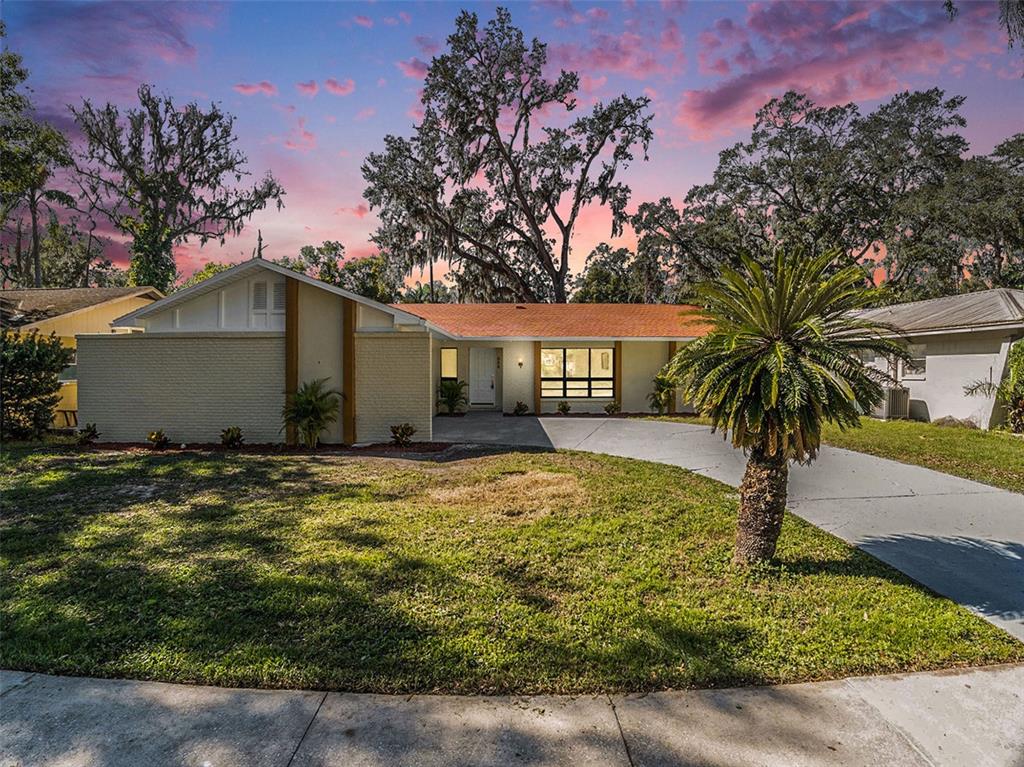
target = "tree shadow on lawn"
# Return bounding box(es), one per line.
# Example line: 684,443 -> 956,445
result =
2,449 -> 767,693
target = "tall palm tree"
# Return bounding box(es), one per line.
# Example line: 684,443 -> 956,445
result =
667,249 -> 908,565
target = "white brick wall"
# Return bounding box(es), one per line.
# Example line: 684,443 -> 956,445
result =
77,333 -> 285,443
355,333 -> 433,443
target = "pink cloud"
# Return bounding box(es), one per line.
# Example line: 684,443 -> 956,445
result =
551,35 -> 660,79
284,117 -> 316,151
324,77 -> 355,96
587,7 -> 609,21
336,203 -> 370,218
353,15 -> 373,28
234,80 -> 277,96
296,80 -> 318,97
831,8 -> 873,32
579,74 -> 607,95
396,57 -> 429,79
415,35 -> 440,56
674,1 -> 989,140
398,11 -> 412,24
355,106 -> 377,121
377,77 -> 387,87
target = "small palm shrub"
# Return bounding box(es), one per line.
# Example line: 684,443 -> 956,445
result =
604,401 -> 621,415
513,400 -> 530,416
556,401 -> 571,415
965,339 -> 1024,433
77,423 -> 99,446
221,426 -> 244,448
391,422 -> 417,446
282,378 -> 341,448
437,379 -> 469,414
668,248 -> 907,565
148,430 -> 169,450
648,373 -> 675,415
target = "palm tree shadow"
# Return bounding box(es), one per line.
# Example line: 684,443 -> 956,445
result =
787,534 -> 1024,635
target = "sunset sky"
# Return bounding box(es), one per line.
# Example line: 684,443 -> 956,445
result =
7,0 -> 1023,283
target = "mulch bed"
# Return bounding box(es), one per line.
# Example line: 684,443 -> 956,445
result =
81,441 -> 454,456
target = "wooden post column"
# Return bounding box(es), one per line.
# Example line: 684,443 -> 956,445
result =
613,341 -> 623,407
284,277 -> 299,445
533,341 -> 542,415
668,341 -> 678,415
342,298 -> 356,444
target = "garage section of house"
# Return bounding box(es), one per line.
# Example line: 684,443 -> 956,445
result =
76,259 -> 436,445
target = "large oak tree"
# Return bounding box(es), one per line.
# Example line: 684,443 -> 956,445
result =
362,7 -> 653,302
72,85 -> 285,292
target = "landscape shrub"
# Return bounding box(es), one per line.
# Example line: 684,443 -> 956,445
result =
932,416 -> 979,429
77,423 -> 99,445
604,401 -> 621,415
0,329 -> 74,440
148,430 -> 169,449
437,379 -> 469,415
648,372 -> 676,415
390,422 -> 417,446
221,426 -> 244,448
282,378 -> 341,448
556,401 -> 571,415
513,400 -> 529,416
964,339 -> 1024,433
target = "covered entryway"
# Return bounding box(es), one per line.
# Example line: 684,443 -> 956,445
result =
469,347 -> 498,407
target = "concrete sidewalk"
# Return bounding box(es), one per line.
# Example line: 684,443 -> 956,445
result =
2,665 -> 1022,767
432,414 -> 1024,642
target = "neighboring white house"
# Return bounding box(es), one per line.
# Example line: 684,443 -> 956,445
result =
858,289 -> 1024,428
75,258 -> 708,444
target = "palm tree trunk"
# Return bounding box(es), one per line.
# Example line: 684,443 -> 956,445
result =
734,445 -> 789,565
30,198 -> 41,288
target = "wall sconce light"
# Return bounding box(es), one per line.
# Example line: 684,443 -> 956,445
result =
517,358 -> 524,368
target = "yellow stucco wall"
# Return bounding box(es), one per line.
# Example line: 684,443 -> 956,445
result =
20,294 -> 157,422
355,332 -> 433,443
25,295 -> 156,344
296,282 -> 345,443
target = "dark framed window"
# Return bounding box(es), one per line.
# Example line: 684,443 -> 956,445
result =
59,349 -> 77,383
541,347 -> 614,398
440,348 -> 458,381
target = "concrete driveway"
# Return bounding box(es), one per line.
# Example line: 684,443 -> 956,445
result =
433,414 -> 1024,641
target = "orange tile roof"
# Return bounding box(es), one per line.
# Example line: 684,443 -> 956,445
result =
393,303 -> 712,339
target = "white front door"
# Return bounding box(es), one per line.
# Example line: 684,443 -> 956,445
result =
469,347 -> 497,406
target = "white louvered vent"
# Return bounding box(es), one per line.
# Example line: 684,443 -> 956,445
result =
272,281 -> 286,312
252,281 -> 268,311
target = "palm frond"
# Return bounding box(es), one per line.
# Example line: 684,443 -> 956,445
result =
667,247 -> 912,463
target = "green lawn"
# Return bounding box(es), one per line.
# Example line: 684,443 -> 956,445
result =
648,415 -> 1024,494
1,446 -> 1019,694
820,418 -> 1024,494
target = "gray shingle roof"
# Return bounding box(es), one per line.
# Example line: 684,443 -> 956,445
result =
0,287 -> 162,327
859,288 -> 1024,334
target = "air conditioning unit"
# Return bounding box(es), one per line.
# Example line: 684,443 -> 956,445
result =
873,386 -> 910,420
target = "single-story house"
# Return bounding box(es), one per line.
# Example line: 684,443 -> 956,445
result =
75,258 -> 708,444
1,286 -> 162,426
858,288 -> 1024,428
